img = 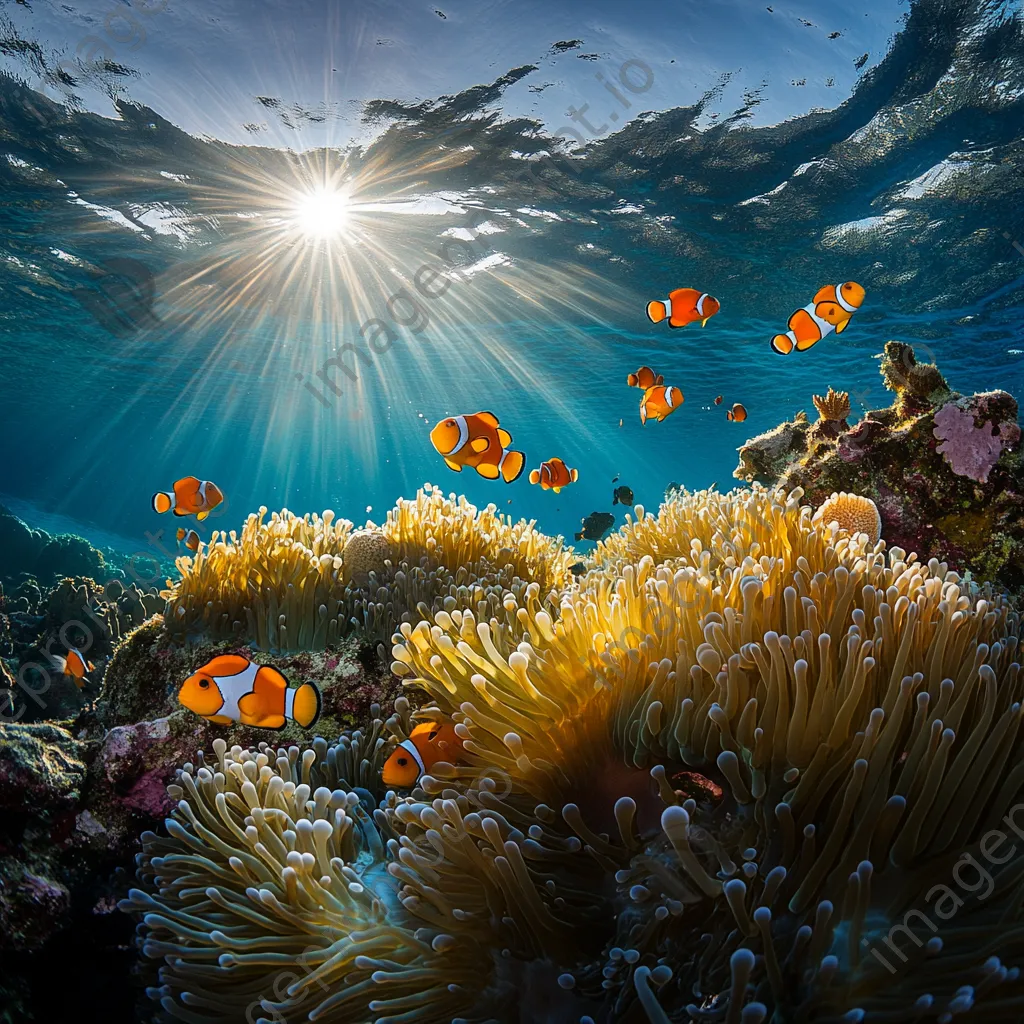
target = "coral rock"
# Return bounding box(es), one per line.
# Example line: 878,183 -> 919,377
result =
734,410 -> 810,483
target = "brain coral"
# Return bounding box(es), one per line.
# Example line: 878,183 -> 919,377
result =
341,528 -> 393,581
123,484 -> 1024,1023
813,491 -> 883,546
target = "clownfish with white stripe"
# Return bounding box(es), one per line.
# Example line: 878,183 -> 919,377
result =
48,647 -> 94,688
627,366 -> 664,390
382,721 -> 464,787
640,384 -> 684,425
177,654 -> 321,729
176,528 -> 200,553
771,282 -> 865,355
529,457 -> 579,493
152,477 -> 224,521
430,412 -> 525,483
647,288 -> 721,329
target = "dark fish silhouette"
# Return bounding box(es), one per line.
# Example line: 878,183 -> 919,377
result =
568,562 -> 587,577
612,485 -> 634,506
575,511 -> 615,542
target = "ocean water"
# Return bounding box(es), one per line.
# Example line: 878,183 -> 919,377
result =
0,0 -> 1022,552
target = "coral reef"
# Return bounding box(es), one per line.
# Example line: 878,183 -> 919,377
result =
735,342 -> 1024,590
0,505 -> 107,584
121,484 -> 1024,1023
163,486 -> 572,651
812,491 -> 882,546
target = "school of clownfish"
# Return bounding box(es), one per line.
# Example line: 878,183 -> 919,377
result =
52,279 -> 864,791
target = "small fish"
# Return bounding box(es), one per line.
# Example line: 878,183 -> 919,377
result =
612,485 -> 634,505
176,527 -> 200,553
48,647 -> 94,689
727,403 -> 748,422
152,477 -> 225,521
178,654 -> 321,729
529,457 -> 579,493
575,511 -> 615,542
430,412 -> 525,483
619,418 -> 623,428
612,475 -> 619,483
568,561 -> 587,577
771,282 -> 865,355
640,385 -> 684,425
646,288 -> 721,329
382,721 -> 464,787
714,395 -> 723,405
627,366 -> 665,389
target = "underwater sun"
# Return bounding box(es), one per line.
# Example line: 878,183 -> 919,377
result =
293,186 -> 352,238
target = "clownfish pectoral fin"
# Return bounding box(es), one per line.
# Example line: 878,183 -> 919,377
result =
444,458 -> 462,472
701,318 -> 709,327
497,428 -> 512,447
639,403 -> 648,426
835,318 -> 849,334
553,486 -> 561,494
470,437 -> 490,454
476,462 -> 500,479
529,469 -> 540,485
196,511 -> 210,521
476,411 -> 499,427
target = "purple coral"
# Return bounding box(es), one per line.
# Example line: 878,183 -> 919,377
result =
933,400 -> 1009,483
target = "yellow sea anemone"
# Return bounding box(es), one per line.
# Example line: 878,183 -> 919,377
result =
812,386 -> 851,423
813,490 -> 882,546
127,484 -> 1024,1023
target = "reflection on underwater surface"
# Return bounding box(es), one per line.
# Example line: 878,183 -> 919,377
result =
2,0 -> 1024,1021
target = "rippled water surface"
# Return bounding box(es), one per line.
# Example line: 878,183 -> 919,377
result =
1,0 -> 1022,551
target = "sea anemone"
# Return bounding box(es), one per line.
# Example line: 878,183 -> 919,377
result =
123,485 -> 1024,1023
813,490 -> 883,546
162,488 -> 573,652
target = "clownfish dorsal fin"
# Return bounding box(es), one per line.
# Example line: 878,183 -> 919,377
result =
476,411 -> 499,427
497,428 -> 512,447
470,437 -> 489,453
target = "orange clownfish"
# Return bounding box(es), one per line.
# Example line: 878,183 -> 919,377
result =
152,477 -> 224,521
48,647 -> 94,688
382,721 -> 465,787
714,395 -> 723,405
176,528 -> 200,553
727,403 -> 748,422
647,288 -> 721,329
430,412 -> 525,483
529,457 -> 579,494
640,384 -> 684,425
177,654 -> 321,729
627,366 -> 664,390
771,282 -> 865,355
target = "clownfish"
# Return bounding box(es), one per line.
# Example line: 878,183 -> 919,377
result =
48,647 -> 94,688
152,477 -> 224,521
727,403 -> 748,422
640,384 -> 684,425
382,721 -> 464,787
646,288 -> 721,329
430,412 -> 525,483
176,528 -> 200,553
627,366 -> 664,390
177,654 -> 321,729
771,282 -> 865,355
529,457 -> 579,493
714,395 -> 723,405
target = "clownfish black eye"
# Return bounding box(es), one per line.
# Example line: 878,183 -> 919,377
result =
428,730 -> 438,739
397,757 -> 408,767
199,679 -> 209,688
446,419 -> 455,427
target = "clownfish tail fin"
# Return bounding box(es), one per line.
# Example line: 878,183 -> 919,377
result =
292,682 -> 321,729
152,491 -> 174,514
570,469 -> 578,483
627,373 -> 639,387
770,334 -> 794,355
529,469 -> 540,485
500,450 -> 525,484
646,300 -> 667,324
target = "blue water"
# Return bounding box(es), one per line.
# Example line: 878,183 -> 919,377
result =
1,0 -> 1023,559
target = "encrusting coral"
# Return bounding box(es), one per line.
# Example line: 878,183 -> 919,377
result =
122,483 -> 1024,1023
813,491 -> 882,546
162,486 -> 573,653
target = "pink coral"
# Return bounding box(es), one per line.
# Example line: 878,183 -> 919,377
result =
933,400 -> 1009,483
